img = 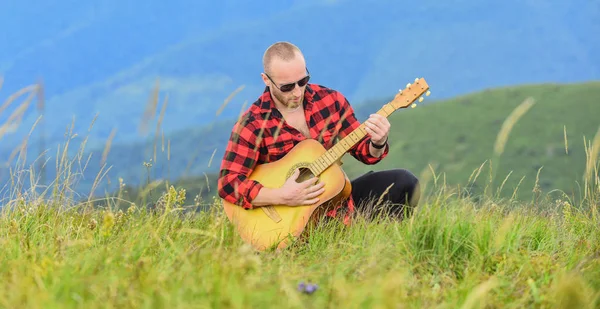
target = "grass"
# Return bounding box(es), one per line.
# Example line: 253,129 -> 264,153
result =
0,80 -> 599,308
1,180 -> 599,308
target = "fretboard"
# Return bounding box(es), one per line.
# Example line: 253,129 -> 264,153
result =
310,103 -> 395,175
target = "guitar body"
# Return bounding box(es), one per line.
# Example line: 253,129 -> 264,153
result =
222,138 -> 352,251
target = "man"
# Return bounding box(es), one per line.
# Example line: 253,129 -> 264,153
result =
217,41 -> 420,225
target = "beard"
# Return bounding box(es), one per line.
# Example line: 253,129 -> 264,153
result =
272,88 -> 303,110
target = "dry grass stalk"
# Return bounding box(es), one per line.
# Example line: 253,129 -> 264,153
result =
252,110 -> 271,152
460,277 -> 498,309
0,84 -> 38,116
583,126 -> 600,201
5,116 -> 42,168
493,97 -> 536,157
0,85 -> 39,140
154,93 -> 169,163
564,125 -> 569,155
216,84 -> 245,117
101,128 -> 117,167
138,78 -> 160,135
207,148 -> 217,168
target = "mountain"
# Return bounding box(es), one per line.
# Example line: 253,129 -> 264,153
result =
1,1 -> 598,200
0,0 -> 598,153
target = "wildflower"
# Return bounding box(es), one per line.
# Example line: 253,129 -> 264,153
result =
127,204 -> 137,215
9,219 -> 18,233
305,284 -> 318,294
115,209 -> 125,224
297,281 -> 318,294
88,218 -> 97,230
103,211 -> 115,230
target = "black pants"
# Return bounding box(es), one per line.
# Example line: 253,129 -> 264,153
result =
350,168 -> 421,220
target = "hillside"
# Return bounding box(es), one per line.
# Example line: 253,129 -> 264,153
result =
106,81 -> 600,208
0,0 -> 598,157
343,81 -> 600,202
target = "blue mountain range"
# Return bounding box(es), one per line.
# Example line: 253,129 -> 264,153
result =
0,0 -> 598,194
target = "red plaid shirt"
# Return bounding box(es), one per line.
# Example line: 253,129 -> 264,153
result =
217,84 -> 389,224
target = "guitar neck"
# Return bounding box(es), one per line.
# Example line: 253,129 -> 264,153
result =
308,77 -> 430,175
310,104 -> 395,175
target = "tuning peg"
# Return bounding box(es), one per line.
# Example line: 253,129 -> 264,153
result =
418,97 -> 424,102
414,78 -> 419,82
406,83 -> 411,88
426,90 -> 431,96
411,103 -> 417,108
398,89 -> 403,93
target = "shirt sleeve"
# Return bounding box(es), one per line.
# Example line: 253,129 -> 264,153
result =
335,91 -> 389,164
217,116 -> 264,209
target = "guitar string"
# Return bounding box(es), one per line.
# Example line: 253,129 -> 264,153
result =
273,89 -> 423,200
292,126 -> 364,186
290,104 -> 389,182
289,100 -> 401,182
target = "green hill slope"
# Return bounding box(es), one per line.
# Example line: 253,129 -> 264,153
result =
343,81 -> 600,202
113,81 -> 600,207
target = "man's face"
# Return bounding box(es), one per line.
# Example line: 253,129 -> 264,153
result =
262,53 -> 309,110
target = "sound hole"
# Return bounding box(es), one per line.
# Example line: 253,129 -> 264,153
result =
295,167 -> 317,183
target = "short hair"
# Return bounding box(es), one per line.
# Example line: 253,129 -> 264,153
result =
262,41 -> 302,75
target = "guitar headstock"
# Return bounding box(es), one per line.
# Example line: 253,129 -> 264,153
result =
388,78 -> 430,110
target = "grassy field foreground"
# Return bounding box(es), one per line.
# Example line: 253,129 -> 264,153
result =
1,82 -> 599,308
1,179 -> 599,308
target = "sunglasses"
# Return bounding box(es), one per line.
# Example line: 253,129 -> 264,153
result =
266,69 -> 311,92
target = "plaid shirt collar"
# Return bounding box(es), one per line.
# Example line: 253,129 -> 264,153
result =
257,85 -> 316,116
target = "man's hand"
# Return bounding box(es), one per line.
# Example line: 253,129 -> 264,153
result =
365,113 -> 390,146
278,169 -> 325,206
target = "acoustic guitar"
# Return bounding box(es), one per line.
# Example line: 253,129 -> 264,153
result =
222,78 -> 430,251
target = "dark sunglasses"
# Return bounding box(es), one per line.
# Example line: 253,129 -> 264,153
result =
266,69 -> 311,92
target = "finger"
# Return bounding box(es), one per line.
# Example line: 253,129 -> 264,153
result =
301,176 -> 320,186
302,197 -> 320,205
365,126 -> 381,140
305,187 -> 325,199
367,120 -> 390,140
305,183 -> 325,195
375,114 -> 390,127
307,182 -> 326,193
291,168 -> 300,180
371,113 -> 390,125
367,115 -> 386,131
381,118 -> 390,131
369,114 -> 386,123
366,120 -> 382,133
